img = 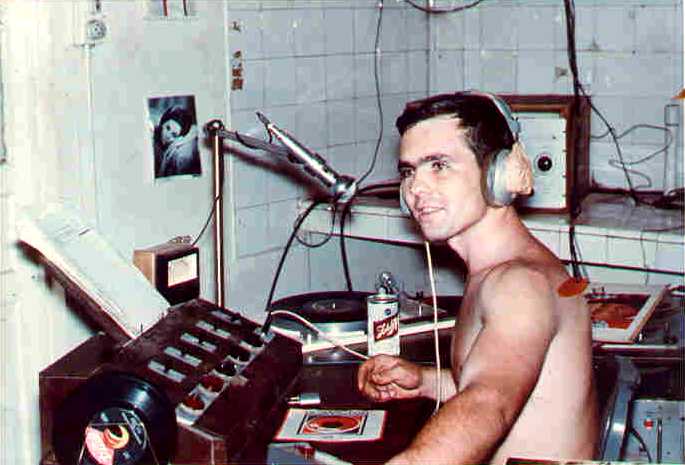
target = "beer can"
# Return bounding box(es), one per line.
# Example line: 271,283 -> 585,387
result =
366,293 -> 400,356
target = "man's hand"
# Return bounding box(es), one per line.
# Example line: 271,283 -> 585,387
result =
357,355 -> 423,402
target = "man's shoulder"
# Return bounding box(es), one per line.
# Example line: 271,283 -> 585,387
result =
482,259 -> 559,294
477,260 -> 563,324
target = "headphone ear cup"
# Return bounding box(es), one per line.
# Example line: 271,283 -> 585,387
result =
483,149 -> 516,207
399,185 -> 411,215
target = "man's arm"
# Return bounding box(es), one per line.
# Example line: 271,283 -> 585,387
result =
388,264 -> 559,465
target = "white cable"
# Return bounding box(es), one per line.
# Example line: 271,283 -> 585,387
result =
424,241 -> 441,414
269,310 -> 369,361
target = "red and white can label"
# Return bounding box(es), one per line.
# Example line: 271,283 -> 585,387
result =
367,293 -> 400,356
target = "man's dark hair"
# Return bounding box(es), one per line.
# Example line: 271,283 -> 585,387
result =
395,92 -> 515,167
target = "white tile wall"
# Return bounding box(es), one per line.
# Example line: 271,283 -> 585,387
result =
227,10 -> 264,60
517,51 -> 557,94
355,97 -> 382,142
325,55 -> 355,100
324,9 -> 355,55
432,50 -> 465,93
236,204 -> 270,257
480,6 -> 519,50
517,6 -> 557,51
327,100 -> 356,147
431,11 -> 465,51
264,57 -> 298,106
634,6 -> 678,54
293,8 -> 326,56
353,54 -> 378,98
231,59 -> 265,111
380,52 -> 408,95
262,9 -> 296,57
479,51 -> 518,93
595,7 -> 637,53
296,56 -> 327,103
294,101 -> 328,149
226,0 -> 684,314
380,8 -> 407,53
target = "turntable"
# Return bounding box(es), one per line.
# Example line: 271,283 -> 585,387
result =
268,291 -> 460,351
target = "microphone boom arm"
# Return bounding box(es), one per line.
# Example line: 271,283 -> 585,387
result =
206,117 -> 357,202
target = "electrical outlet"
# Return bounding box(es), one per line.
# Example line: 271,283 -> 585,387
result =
85,18 -> 107,42
72,2 -> 107,46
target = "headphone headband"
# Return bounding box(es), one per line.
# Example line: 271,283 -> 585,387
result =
463,90 -> 520,141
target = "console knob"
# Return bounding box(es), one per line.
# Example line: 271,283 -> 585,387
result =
218,361 -> 236,376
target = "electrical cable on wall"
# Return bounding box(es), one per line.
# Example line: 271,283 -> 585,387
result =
592,124 -> 674,191
340,182 -> 401,292
340,0 -> 386,292
295,201 -> 338,248
564,0 -> 680,210
264,199 -> 325,314
192,191 -> 221,247
356,0 -> 385,186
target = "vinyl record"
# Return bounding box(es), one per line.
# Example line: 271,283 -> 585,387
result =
269,291 -> 373,323
52,371 -> 176,465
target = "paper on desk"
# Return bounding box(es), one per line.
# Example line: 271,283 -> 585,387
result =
275,409 -> 386,442
17,205 -> 169,340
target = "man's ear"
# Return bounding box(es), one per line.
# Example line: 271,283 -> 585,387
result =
505,141 -> 533,196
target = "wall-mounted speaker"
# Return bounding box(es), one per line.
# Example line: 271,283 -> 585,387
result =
501,95 -> 591,213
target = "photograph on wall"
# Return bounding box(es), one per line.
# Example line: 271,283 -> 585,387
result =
147,95 -> 201,179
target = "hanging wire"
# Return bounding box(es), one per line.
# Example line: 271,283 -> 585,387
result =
295,200 -> 338,248
264,199 -> 325,315
564,0 -> 641,205
356,0 -> 385,186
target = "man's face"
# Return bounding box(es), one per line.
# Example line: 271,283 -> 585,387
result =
398,117 -> 487,242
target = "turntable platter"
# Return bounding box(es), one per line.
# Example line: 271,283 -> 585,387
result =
269,291 -> 372,323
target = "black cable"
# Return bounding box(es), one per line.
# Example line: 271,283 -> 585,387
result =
403,0 -> 485,14
339,182 -> 403,292
340,198 -> 355,291
191,192 -> 220,247
628,427 -> 653,463
562,0 -> 584,279
563,0 -> 640,206
192,140 -> 225,247
340,0 -> 386,291
357,0 -> 385,186
264,199 -> 324,315
295,200 -> 338,248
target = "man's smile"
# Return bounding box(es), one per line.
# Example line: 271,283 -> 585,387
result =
414,203 -> 444,222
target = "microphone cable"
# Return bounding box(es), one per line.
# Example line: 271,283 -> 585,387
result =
262,198 -> 326,333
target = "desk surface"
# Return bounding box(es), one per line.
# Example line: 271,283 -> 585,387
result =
259,292 -> 683,464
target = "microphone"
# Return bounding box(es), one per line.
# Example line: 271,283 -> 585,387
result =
256,112 -> 357,202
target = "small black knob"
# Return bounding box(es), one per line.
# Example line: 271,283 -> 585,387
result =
218,361 -> 236,376
537,155 -> 553,172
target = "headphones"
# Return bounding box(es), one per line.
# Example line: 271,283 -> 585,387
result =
399,90 -> 522,215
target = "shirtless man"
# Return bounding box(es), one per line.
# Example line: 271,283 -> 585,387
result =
357,92 -> 598,465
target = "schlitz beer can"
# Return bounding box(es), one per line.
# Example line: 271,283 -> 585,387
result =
366,293 -> 400,356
